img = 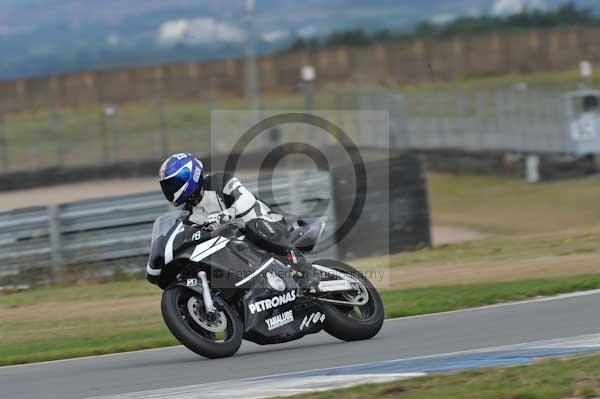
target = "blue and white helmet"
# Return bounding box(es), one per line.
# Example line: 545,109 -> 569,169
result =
159,153 -> 205,206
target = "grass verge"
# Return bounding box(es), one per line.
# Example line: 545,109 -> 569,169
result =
280,354 -> 600,399
428,173 -> 600,235
2,274 -> 600,366
386,229 -> 600,269
381,274 -> 600,318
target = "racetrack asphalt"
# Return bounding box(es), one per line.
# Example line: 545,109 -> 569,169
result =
2,290 -> 600,399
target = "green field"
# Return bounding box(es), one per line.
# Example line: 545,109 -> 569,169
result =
428,173 -> 600,235
355,173 -> 600,290
381,274 -> 600,318
282,354 -> 600,399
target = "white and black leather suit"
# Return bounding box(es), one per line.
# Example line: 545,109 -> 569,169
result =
185,172 -> 317,290
186,172 -> 284,228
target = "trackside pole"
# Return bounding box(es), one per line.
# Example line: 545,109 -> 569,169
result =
48,204 -> 64,283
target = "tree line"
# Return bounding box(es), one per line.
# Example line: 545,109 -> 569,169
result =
285,1 -> 598,52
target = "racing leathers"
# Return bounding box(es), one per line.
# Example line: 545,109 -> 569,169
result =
186,172 -> 317,291
186,172 -> 283,228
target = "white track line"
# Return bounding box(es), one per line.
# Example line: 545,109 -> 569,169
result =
83,332 -> 600,399
84,373 -> 427,399
209,332 -> 600,384
2,288 -> 600,370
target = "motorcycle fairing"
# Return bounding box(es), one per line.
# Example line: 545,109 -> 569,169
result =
240,265 -> 324,345
150,215 -> 327,289
152,220 -> 272,288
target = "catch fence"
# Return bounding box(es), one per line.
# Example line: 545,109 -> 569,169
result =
353,87 -> 592,154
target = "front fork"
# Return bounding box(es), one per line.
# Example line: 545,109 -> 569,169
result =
197,271 -> 216,314
173,270 -> 217,315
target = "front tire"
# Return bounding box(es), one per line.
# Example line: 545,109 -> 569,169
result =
161,285 -> 243,359
315,260 -> 384,341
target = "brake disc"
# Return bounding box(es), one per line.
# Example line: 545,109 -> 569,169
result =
187,297 -> 228,333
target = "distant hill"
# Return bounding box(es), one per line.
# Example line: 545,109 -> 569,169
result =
0,0 -> 598,79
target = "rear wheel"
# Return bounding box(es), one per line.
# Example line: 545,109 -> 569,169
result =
315,260 -> 384,341
161,285 -> 243,359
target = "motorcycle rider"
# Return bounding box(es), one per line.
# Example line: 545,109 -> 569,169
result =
157,152 -> 318,291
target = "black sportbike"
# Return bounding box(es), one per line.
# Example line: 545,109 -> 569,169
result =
147,211 -> 384,359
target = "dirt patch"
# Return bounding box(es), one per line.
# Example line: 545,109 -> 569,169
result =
0,178 -> 158,211
432,225 -> 488,245
0,171 -> 260,211
0,295 -> 160,322
353,253 -> 600,290
388,253 -> 600,289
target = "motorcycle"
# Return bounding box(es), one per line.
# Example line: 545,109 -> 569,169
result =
146,211 -> 384,359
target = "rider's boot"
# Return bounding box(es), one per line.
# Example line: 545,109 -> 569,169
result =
287,247 -> 320,294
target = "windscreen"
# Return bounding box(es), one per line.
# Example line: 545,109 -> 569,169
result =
150,210 -> 188,244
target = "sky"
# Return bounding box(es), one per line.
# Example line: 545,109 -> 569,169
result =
0,0 -> 596,78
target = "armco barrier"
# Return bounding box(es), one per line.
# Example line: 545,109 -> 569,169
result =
0,171 -> 338,286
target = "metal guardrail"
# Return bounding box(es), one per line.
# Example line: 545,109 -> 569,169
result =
0,171 -> 336,284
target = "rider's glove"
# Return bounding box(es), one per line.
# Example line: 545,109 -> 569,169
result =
205,211 -> 233,230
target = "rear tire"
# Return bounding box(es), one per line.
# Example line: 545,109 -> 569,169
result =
315,260 -> 384,341
161,286 -> 243,359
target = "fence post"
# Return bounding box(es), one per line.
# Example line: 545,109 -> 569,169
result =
333,87 -> 346,134
437,90 -> 448,148
50,107 -> 65,166
325,171 -> 339,260
412,92 -> 423,148
525,154 -> 540,183
456,87 -> 467,149
0,114 -> 8,172
99,108 -> 109,164
102,104 -> 119,163
493,89 -> 503,149
157,97 -> 169,158
475,90 -> 486,150
48,204 -> 64,283
111,108 -> 120,163
203,90 -> 217,154
289,171 -> 302,217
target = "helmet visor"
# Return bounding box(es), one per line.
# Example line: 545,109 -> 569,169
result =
159,167 -> 191,203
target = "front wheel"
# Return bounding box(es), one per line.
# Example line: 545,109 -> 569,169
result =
315,260 -> 384,341
161,285 -> 243,359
